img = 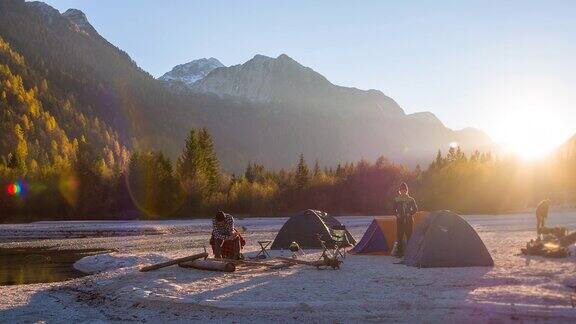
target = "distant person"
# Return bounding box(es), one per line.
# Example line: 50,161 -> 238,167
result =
210,211 -> 245,260
392,182 -> 418,257
536,199 -> 550,234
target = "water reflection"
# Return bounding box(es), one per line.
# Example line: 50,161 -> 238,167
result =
0,247 -> 107,286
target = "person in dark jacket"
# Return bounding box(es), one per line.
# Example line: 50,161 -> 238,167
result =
393,182 -> 418,257
536,199 -> 550,235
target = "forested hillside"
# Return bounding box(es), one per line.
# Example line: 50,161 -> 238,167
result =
0,1 -> 269,172
0,35 -> 128,173
0,0 -> 193,156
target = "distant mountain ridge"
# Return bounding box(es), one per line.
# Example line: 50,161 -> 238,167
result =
190,54 -> 404,116
1,0 -> 493,172
165,53 -> 493,166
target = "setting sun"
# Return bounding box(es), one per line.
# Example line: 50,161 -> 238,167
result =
484,78 -> 574,160
499,111 -> 560,159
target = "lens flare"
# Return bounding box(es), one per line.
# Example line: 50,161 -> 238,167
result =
6,181 -> 23,197
125,167 -> 185,219
59,172 -> 80,207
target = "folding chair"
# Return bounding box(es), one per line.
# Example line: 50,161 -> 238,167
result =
254,240 -> 272,259
317,234 -> 343,270
331,225 -> 348,259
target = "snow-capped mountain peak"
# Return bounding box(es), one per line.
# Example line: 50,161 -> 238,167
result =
159,58 -> 225,87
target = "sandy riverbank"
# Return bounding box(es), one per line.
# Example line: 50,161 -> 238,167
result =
1,213 -> 575,322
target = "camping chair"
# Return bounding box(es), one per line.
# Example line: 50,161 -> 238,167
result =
331,225 -> 348,259
254,240 -> 272,259
317,234 -> 343,270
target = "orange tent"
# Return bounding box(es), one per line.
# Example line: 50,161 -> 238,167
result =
350,211 -> 429,255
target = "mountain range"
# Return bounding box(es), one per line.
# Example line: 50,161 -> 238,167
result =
161,53 -> 493,167
1,0 -> 494,172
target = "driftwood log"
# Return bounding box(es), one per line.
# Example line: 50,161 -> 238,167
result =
140,252 -> 208,272
219,258 -> 279,267
179,259 -> 236,272
276,256 -> 327,267
268,263 -> 294,270
218,258 -> 296,270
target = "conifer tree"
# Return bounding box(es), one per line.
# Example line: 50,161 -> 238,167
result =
375,155 -> 389,168
6,153 -> 18,169
432,150 -> 444,169
176,129 -> 202,180
73,141 -> 105,217
313,159 -> 321,178
198,128 -> 220,194
335,163 -> 345,179
245,162 -> 266,183
175,128 -> 221,200
127,151 -> 181,217
295,153 -> 309,190
244,162 -> 254,182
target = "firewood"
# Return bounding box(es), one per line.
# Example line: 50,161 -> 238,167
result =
179,259 -> 236,272
218,258 -> 279,267
139,252 -> 208,272
275,256 -> 327,267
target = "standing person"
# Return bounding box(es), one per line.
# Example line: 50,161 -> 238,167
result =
535,199 -> 550,235
210,211 -> 245,260
392,182 -> 418,257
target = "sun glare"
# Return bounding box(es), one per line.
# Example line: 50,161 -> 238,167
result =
484,78 -> 573,161
497,110 -> 563,160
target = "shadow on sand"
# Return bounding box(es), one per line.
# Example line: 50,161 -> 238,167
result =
1,250 -> 499,322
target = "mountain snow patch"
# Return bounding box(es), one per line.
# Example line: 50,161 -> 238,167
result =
159,58 -> 224,87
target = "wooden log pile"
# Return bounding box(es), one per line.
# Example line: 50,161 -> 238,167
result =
139,252 -> 208,272
140,252 -> 339,273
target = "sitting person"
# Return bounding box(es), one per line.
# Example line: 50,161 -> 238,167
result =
210,211 -> 245,260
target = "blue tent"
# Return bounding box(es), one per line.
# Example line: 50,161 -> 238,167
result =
350,218 -> 394,254
404,210 -> 494,267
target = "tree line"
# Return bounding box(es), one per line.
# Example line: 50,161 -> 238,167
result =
3,122 -> 575,222
1,18 -> 575,221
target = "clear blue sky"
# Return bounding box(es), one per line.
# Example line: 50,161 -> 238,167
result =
41,0 -> 576,155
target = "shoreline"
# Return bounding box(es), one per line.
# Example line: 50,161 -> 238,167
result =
2,206 -> 576,226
